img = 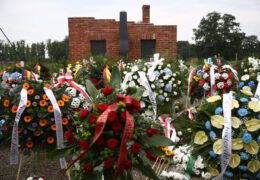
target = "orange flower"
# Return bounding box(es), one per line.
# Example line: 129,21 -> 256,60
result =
4,125 -> 8,131
8,86 -> 11,90
0,72 -> 3,76
48,106 -> 54,112
58,100 -> 64,107
43,94 -> 49,100
39,100 -> 47,107
62,118 -> 69,125
39,119 -> 47,127
12,106 -> 18,113
3,100 -> 9,107
18,128 -> 22,134
45,84 -> 52,89
8,80 -> 12,83
24,116 -> 32,123
27,89 -> 34,95
17,64 -> 22,68
62,95 -> 69,102
23,83 -> 30,90
26,100 -> 31,108
47,137 -> 54,144
7,66 -> 11,70
3,80 -> 7,83
34,131 -> 41,136
26,141 -> 34,148
51,124 -> 56,131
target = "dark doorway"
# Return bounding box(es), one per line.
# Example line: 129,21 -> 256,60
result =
141,40 -> 156,59
91,40 -> 106,55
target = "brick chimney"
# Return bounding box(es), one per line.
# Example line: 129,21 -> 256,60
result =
142,5 -> 150,23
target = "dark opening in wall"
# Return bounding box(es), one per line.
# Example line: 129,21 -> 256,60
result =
91,40 -> 106,55
141,40 -> 156,59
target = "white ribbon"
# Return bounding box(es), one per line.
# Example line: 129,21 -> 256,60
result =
147,53 -> 164,76
255,81 -> 260,98
10,88 -> 27,164
178,60 -> 187,72
212,92 -> 232,180
44,87 -> 66,169
222,65 -> 239,80
121,72 -> 133,91
210,65 -> 216,96
187,67 -> 195,97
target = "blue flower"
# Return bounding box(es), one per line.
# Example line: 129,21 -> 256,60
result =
242,133 -> 252,144
215,107 -> 223,115
242,173 -> 249,178
163,68 -> 173,76
248,81 -> 255,87
196,70 -> 202,76
224,171 -> 233,177
2,72 -> 10,80
158,95 -> 165,101
238,165 -> 248,171
164,84 -> 172,92
11,72 -> 22,81
209,150 -> 216,158
240,98 -> 248,103
0,119 -> 6,127
205,121 -> 211,130
155,81 -> 161,87
257,135 -> 260,144
238,108 -> 248,117
240,153 -> 249,160
153,71 -> 160,77
209,131 -> 216,139
232,96 -> 236,100
1,82 -> 9,89
238,82 -> 244,88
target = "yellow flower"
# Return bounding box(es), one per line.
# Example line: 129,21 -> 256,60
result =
240,90 -> 253,96
68,64 -> 72,67
206,95 -> 222,103
245,118 -> 260,132
205,62 -> 209,67
194,131 -> 208,145
248,100 -> 260,112
231,117 -> 242,128
209,167 -> 219,177
193,76 -> 201,82
251,72 -> 256,76
213,139 -> 222,154
231,100 -> 239,109
229,154 -> 240,168
232,138 -> 243,150
76,61 -> 79,64
163,148 -> 174,156
211,115 -> 225,129
244,140 -> 259,155
247,160 -> 260,173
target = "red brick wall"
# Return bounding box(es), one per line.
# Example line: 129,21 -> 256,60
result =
68,17 -> 177,63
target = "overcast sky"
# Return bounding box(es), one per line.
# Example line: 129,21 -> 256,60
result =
0,0 -> 260,45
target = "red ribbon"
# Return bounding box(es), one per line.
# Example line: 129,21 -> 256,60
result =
64,95 -> 135,179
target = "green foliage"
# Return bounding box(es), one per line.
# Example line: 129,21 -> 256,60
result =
177,41 -> 197,60
140,135 -> 174,147
110,66 -> 121,90
134,157 -> 160,180
85,80 -> 99,100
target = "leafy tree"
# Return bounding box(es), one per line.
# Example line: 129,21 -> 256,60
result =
193,11 -> 245,60
242,35 -> 259,57
177,41 -> 197,60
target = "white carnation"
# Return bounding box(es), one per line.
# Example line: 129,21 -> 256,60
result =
242,86 -> 251,91
173,73 -> 176,77
217,82 -> 224,89
227,80 -> 232,86
142,67 -> 147,71
129,81 -> 135,87
140,101 -> 146,108
131,65 -> 138,72
159,79 -> 163,83
161,83 -> 165,87
173,91 -> 177,95
12,84 -> 16,88
159,90 -> 163,93
167,64 -> 171,67
178,80 -> 181,85
214,73 -> 221,79
158,65 -> 162,70
163,75 -> 170,80
244,69 -> 248,72
241,74 -> 250,81
160,70 -> 163,73
171,77 -> 175,81
133,75 -> 138,79
159,62 -> 163,66
173,84 -> 176,87
166,98 -> 169,102
123,71 -> 127,75
145,110 -> 153,117
127,76 -> 133,81
168,81 -> 173,84
203,83 -> 210,91
71,98 -> 80,108
151,84 -> 155,89
163,92 -> 168,97
149,75 -> 155,82
143,90 -> 149,97
203,73 -> 209,79
222,73 -> 228,79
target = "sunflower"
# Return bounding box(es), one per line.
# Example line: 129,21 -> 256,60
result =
45,84 -> 52,89
39,100 -> 47,107
23,83 -> 30,90
43,94 -> 49,100
39,119 -> 47,127
62,118 -> 69,125
27,89 -> 34,95
3,100 -> 9,107
62,95 -> 69,102
34,131 -> 41,136
24,116 -> 32,123
48,106 -> 54,112
26,141 -> 34,148
47,137 -> 54,144
26,100 -> 31,108
51,124 -> 56,131
58,100 -> 64,107
12,106 -> 18,113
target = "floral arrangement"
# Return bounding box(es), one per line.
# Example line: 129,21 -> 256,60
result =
174,91 -> 260,179
25,176 -> 46,180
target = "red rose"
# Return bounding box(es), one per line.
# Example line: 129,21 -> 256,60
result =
83,163 -> 93,172
90,78 -> 97,83
218,68 -> 223,73
80,109 -> 89,119
146,150 -> 157,160
156,131 -> 161,135
219,77 -> 225,82
107,111 -> 118,122
96,136 -> 105,146
106,138 -> 118,149
233,80 -> 238,85
208,77 -> 211,82
228,71 -> 234,77
98,104 -> 108,112
199,79 -> 205,86
89,114 -> 97,124
104,158 -> 114,168
65,130 -> 76,143
229,86 -> 233,91
112,122 -> 122,132
212,84 -> 218,90
120,112 -> 126,122
124,160 -> 133,170
146,127 -> 156,137
224,82 -> 228,87
132,99 -> 141,110
221,88 -> 226,94
72,108 -> 81,112
206,91 -> 211,97
102,87 -> 113,96
131,143 -> 141,154
79,139 -> 88,150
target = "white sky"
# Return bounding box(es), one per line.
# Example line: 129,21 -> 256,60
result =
0,0 -> 259,45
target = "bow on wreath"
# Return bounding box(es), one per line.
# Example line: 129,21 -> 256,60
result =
64,94 -> 138,179
54,71 -> 92,101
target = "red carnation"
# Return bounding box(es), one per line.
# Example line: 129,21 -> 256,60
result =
221,88 -> 227,94
219,77 -> 225,82
208,77 -> 211,82
212,84 -> 218,90
89,114 -> 98,124
206,91 -> 211,97
224,82 -> 228,87
96,136 -> 105,146
104,158 -> 114,168
107,111 -> 118,122
228,71 -> 234,77
79,139 -> 88,150
218,68 -> 223,73
112,122 -> 123,132
146,126 -> 156,137
124,160 -> 133,170
229,86 -> 233,91
83,163 -> 93,172
65,130 -> 76,143
98,104 -> 108,112
131,143 -> 141,154
90,78 -> 97,83
72,108 -> 81,112
102,87 -> 113,96
199,79 -> 205,86
132,99 -> 141,110
120,112 -> 126,122
106,138 -> 118,149
80,109 -> 89,119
